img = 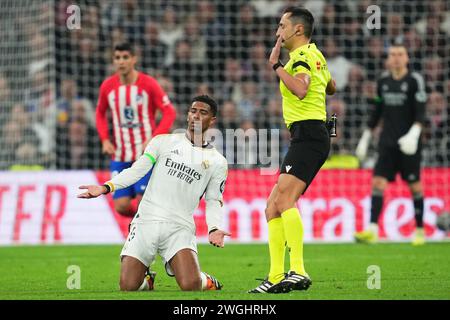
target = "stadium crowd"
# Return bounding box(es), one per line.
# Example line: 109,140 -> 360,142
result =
0,0 -> 449,170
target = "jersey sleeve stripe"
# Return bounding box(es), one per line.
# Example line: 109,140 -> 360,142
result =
411,72 -> 426,93
292,60 -> 311,71
144,153 -> 156,164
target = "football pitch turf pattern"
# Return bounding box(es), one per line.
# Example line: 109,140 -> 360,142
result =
0,243 -> 449,300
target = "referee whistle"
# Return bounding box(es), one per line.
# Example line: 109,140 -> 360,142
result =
328,113 -> 337,137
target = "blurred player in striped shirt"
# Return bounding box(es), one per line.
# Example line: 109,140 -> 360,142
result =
96,43 -> 176,217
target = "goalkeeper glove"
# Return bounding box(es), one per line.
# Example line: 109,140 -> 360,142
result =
355,129 -> 372,161
398,123 -> 421,155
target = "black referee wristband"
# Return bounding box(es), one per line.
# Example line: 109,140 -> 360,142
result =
209,228 -> 218,235
103,184 -> 111,194
272,61 -> 284,71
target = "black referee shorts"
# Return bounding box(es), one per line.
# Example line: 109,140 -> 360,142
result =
280,120 -> 330,194
374,145 -> 422,183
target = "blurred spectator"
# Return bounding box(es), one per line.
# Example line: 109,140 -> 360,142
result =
385,14 -> 405,45
0,104 -> 42,169
262,97 -> 284,130
0,74 -> 12,126
423,14 -> 447,58
242,42 -> 266,82
424,91 -> 450,165
195,83 -> 214,97
315,2 -> 340,39
13,142 -> 42,169
166,40 -> 204,108
158,6 -> 183,66
229,3 -> 260,60
55,98 -> 102,169
236,119 -> 258,168
445,80 -> 450,105
220,58 -> 244,102
56,79 -> 79,125
141,21 -> 168,72
423,56 -> 445,92
415,0 -> 450,36
341,16 -> 364,60
236,80 -> 263,122
344,65 -> 365,96
250,0 -> 285,18
197,0 -> 228,76
217,100 -> 240,132
328,97 -> 351,154
184,15 -> 207,64
105,0 -> 146,46
304,0 -> 326,22
324,38 -> 353,91
363,37 -> 386,79
75,38 -> 106,101
403,28 -> 424,72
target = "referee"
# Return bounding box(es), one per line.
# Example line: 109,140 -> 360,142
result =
249,6 -> 336,294
354,44 -> 427,245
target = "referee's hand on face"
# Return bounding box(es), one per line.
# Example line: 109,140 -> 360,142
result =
269,36 -> 283,67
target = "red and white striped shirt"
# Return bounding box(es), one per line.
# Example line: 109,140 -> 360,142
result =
96,72 -> 176,162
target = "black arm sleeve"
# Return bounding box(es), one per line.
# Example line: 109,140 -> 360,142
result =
367,80 -> 383,129
411,72 -> 427,125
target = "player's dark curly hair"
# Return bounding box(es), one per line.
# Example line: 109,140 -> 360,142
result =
192,95 -> 218,117
114,42 -> 135,55
283,6 -> 315,38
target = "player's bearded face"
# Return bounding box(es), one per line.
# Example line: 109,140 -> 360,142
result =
276,14 -> 297,49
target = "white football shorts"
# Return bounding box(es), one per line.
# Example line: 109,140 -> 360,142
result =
120,221 -> 197,276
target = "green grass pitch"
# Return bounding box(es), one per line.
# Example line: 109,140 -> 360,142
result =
0,243 -> 449,300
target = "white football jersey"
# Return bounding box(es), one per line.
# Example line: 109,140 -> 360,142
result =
107,133 -> 228,232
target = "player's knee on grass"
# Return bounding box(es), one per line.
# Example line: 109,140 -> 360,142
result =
177,276 -> 202,291
119,275 -> 143,291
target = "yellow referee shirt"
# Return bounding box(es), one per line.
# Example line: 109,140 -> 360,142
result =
280,43 -> 331,128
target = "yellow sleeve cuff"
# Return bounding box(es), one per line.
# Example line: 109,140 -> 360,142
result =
104,181 -> 115,193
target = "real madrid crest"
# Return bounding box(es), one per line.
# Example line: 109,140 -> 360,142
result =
202,160 -> 210,169
401,82 -> 408,92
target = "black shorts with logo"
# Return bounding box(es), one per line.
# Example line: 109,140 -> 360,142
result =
280,120 -> 331,193
374,145 -> 421,183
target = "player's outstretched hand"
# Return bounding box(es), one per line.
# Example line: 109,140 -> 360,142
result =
77,185 -> 107,199
102,140 -> 115,156
208,230 -> 231,248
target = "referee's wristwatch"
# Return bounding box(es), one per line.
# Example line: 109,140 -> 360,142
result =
272,60 -> 284,71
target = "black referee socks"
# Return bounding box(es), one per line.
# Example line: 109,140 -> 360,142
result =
413,192 -> 424,228
370,189 -> 384,224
